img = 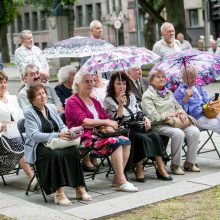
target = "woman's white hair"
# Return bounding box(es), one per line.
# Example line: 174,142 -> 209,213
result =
57,65 -> 77,84
180,65 -> 198,78
72,70 -> 90,93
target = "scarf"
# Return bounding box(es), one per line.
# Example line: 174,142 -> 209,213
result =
152,85 -> 167,98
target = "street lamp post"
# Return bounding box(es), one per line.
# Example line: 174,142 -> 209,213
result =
203,0 -> 211,50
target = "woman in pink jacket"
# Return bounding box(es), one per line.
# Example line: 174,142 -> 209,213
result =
65,72 -> 138,192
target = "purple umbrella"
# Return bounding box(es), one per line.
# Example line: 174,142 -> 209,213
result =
153,49 -> 215,91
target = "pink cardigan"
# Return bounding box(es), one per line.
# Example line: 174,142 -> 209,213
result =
65,94 -> 109,141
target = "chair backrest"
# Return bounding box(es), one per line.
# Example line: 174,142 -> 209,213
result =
17,118 -> 25,143
59,112 -> 66,125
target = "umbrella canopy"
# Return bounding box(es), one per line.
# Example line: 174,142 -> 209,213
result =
80,46 -> 160,73
213,55 -> 220,78
153,49 -> 215,90
42,36 -> 114,58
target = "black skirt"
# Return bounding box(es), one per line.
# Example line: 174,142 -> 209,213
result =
36,144 -> 85,195
126,130 -> 169,170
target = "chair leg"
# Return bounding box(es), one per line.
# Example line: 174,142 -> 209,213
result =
198,130 -> 220,158
1,175 -> 7,186
32,166 -> 47,202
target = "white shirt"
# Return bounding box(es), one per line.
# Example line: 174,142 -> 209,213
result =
153,39 -> 182,61
15,44 -> 49,75
0,95 -> 24,123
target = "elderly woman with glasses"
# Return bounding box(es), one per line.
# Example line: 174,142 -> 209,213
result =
65,72 -> 138,192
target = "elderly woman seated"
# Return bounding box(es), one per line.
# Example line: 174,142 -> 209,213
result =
24,84 -> 91,205
65,71 -> 138,192
174,65 -> 220,134
55,65 -> 77,108
0,71 -> 36,189
104,72 -> 172,182
142,69 -> 200,175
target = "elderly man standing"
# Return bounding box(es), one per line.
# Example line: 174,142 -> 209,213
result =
15,30 -> 49,80
127,66 -> 148,106
80,20 -> 103,66
177,33 -> 192,51
18,64 -> 63,113
153,22 -> 181,61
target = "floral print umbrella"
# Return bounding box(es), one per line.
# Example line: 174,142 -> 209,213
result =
42,36 -> 114,58
153,49 -> 216,91
80,46 -> 160,73
213,55 -> 220,79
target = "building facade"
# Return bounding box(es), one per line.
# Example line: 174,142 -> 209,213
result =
7,0 -> 219,57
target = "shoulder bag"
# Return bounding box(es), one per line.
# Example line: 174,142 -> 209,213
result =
43,137 -> 80,150
203,98 -> 220,119
165,115 -> 198,129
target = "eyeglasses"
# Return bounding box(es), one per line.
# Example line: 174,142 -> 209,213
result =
82,80 -> 94,84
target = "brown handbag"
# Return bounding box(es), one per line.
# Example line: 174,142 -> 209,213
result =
203,98 -> 220,119
165,115 -> 198,129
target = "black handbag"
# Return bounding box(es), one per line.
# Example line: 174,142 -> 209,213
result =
92,126 -> 129,138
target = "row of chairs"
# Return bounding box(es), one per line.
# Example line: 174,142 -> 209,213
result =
1,119 -> 219,203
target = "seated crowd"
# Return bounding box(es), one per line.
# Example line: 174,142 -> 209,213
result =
1,60 -> 217,206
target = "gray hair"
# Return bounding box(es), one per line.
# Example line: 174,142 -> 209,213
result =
160,22 -> 174,34
180,65 -> 197,78
57,65 -> 77,84
89,20 -> 103,31
20,30 -> 32,41
148,69 -> 166,84
72,71 -> 90,93
23,63 -> 39,76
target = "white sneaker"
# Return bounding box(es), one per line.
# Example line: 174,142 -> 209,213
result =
116,182 -> 138,192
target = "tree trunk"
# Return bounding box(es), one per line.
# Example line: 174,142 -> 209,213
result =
0,24 -> 10,63
144,17 -> 157,50
164,0 -> 186,37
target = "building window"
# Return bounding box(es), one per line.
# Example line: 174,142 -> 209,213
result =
42,42 -> 47,49
86,4 -> 93,26
189,9 -> 198,27
17,15 -> 22,32
24,13 -> 30,29
40,11 -> 47,30
32,12 -> 38,31
35,42 -> 39,47
96,3 -> 102,21
76,6 -> 83,27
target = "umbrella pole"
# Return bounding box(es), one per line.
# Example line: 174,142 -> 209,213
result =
183,59 -> 189,87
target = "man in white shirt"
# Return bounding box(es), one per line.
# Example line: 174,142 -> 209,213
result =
177,33 -> 192,51
80,20 -> 103,66
15,30 -> 49,81
208,39 -> 220,55
153,22 -> 182,61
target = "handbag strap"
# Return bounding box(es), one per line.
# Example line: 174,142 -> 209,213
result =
1,136 -> 24,155
112,95 -> 135,121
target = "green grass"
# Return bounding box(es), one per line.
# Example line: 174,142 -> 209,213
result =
3,63 -> 16,67
0,215 -> 15,220
108,186 -> 220,220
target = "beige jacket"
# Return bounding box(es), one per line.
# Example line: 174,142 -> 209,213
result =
141,86 -> 183,129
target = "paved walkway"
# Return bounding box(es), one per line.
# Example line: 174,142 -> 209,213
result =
1,66 -> 220,219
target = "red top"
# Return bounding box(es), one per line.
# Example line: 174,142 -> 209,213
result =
65,94 -> 109,141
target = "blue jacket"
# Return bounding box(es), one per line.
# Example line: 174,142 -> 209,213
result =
24,103 -> 67,164
174,84 -> 209,120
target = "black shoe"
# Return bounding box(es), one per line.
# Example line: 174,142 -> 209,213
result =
156,170 -> 173,181
135,170 -> 146,182
82,163 -> 96,172
136,177 -> 146,183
